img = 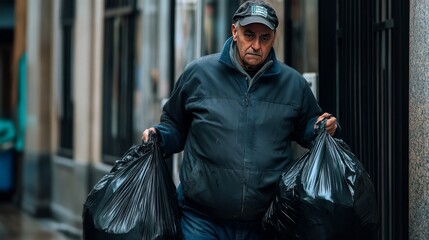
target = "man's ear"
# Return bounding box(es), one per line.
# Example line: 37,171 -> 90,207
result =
231,24 -> 238,41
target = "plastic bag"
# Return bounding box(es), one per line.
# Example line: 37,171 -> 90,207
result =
82,134 -> 182,240
263,120 -> 378,240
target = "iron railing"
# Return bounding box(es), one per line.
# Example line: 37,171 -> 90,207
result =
334,0 -> 409,239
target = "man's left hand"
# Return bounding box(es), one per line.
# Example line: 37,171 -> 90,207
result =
315,112 -> 337,136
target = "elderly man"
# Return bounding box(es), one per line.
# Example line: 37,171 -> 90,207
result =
142,0 -> 339,239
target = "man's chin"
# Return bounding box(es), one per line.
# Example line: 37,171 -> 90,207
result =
244,63 -> 262,69
244,59 -> 263,68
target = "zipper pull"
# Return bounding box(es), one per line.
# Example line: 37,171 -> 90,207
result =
244,94 -> 249,106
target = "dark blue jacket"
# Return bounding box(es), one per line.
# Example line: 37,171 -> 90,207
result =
154,37 -> 322,221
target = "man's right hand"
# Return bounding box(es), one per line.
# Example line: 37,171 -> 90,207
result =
142,127 -> 157,143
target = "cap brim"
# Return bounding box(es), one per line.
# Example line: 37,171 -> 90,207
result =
239,16 -> 275,30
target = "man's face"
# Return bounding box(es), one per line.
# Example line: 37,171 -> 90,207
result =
232,22 -> 276,69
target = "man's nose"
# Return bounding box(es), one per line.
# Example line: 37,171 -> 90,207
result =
251,38 -> 261,50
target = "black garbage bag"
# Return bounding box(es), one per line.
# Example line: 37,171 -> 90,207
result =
82,134 -> 182,240
263,120 -> 379,240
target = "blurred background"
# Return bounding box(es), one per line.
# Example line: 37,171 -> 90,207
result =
0,0 -> 427,239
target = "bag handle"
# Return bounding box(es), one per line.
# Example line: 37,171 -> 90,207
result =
314,118 -> 329,135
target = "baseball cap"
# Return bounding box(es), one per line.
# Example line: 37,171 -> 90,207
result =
233,0 -> 279,30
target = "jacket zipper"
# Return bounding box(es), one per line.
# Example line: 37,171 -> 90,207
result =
241,87 -> 248,216
244,93 -> 249,106
247,60 -> 273,91
239,61 -> 273,217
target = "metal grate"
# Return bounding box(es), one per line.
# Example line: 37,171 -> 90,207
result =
335,0 -> 409,239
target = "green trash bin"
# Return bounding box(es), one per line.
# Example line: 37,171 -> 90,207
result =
0,119 -> 16,192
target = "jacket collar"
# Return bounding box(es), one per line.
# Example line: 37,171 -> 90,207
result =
218,37 -> 281,77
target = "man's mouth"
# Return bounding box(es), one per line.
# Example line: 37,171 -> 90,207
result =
246,53 -> 261,57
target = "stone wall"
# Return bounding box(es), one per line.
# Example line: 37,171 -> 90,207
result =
409,0 -> 429,239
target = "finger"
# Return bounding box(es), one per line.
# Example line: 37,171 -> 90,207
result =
325,117 -> 337,135
317,113 -> 332,122
142,129 -> 152,142
142,130 -> 148,142
326,116 -> 336,126
142,128 -> 157,142
321,112 -> 332,120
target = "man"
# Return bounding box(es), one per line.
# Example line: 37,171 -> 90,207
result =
142,0 -> 339,239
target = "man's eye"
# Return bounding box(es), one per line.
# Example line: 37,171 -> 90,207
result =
261,36 -> 270,42
244,33 -> 254,39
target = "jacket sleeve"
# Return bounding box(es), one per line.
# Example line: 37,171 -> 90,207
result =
291,79 -> 343,147
153,71 -> 193,157
291,79 -> 322,148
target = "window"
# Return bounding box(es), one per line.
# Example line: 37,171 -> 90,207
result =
174,0 -> 197,79
174,0 -> 241,78
58,0 -> 75,157
102,0 -> 136,163
265,0 -> 285,62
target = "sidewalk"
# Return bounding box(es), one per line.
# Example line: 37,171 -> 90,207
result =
0,203 -> 81,240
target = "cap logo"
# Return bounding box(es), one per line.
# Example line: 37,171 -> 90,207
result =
251,5 -> 268,18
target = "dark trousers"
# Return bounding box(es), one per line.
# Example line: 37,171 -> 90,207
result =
177,184 -> 275,240
180,205 -> 275,240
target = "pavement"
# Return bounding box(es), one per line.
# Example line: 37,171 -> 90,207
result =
0,203 -> 82,240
